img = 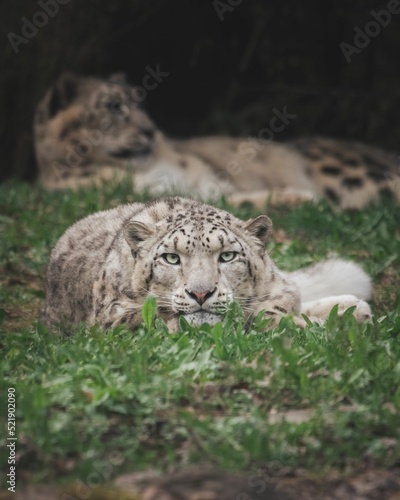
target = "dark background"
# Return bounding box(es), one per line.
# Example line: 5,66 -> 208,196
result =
2,0 -> 400,182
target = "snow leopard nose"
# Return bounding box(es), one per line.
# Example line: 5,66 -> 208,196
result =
185,288 -> 216,305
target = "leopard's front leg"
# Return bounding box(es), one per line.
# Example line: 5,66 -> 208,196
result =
301,295 -> 372,323
253,274 -> 303,329
94,299 -> 143,330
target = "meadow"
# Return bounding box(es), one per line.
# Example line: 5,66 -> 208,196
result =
0,180 -> 399,490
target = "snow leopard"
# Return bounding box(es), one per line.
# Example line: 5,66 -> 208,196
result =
42,197 -> 372,332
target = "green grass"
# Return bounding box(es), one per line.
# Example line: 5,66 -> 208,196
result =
0,180 -> 399,485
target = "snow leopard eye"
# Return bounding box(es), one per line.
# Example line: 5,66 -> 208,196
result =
219,251 -> 237,263
162,253 -> 181,265
105,99 -> 123,114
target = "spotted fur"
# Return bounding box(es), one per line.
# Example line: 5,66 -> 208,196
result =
34,74 -> 400,210
42,198 -> 371,332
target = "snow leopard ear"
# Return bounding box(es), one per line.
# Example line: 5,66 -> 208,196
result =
47,73 -> 79,118
243,215 -> 272,244
124,221 -> 155,248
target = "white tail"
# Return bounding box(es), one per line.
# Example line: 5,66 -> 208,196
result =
286,259 -> 372,303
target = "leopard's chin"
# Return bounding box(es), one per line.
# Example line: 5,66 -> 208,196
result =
182,311 -> 222,326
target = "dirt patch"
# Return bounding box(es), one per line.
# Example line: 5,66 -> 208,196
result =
0,263 -> 44,332
1,294 -> 42,332
2,465 -> 400,500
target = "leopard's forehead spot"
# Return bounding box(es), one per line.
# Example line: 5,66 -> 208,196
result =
162,223 -> 233,247
97,83 -> 127,102
168,202 -> 234,227
155,206 -> 243,255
